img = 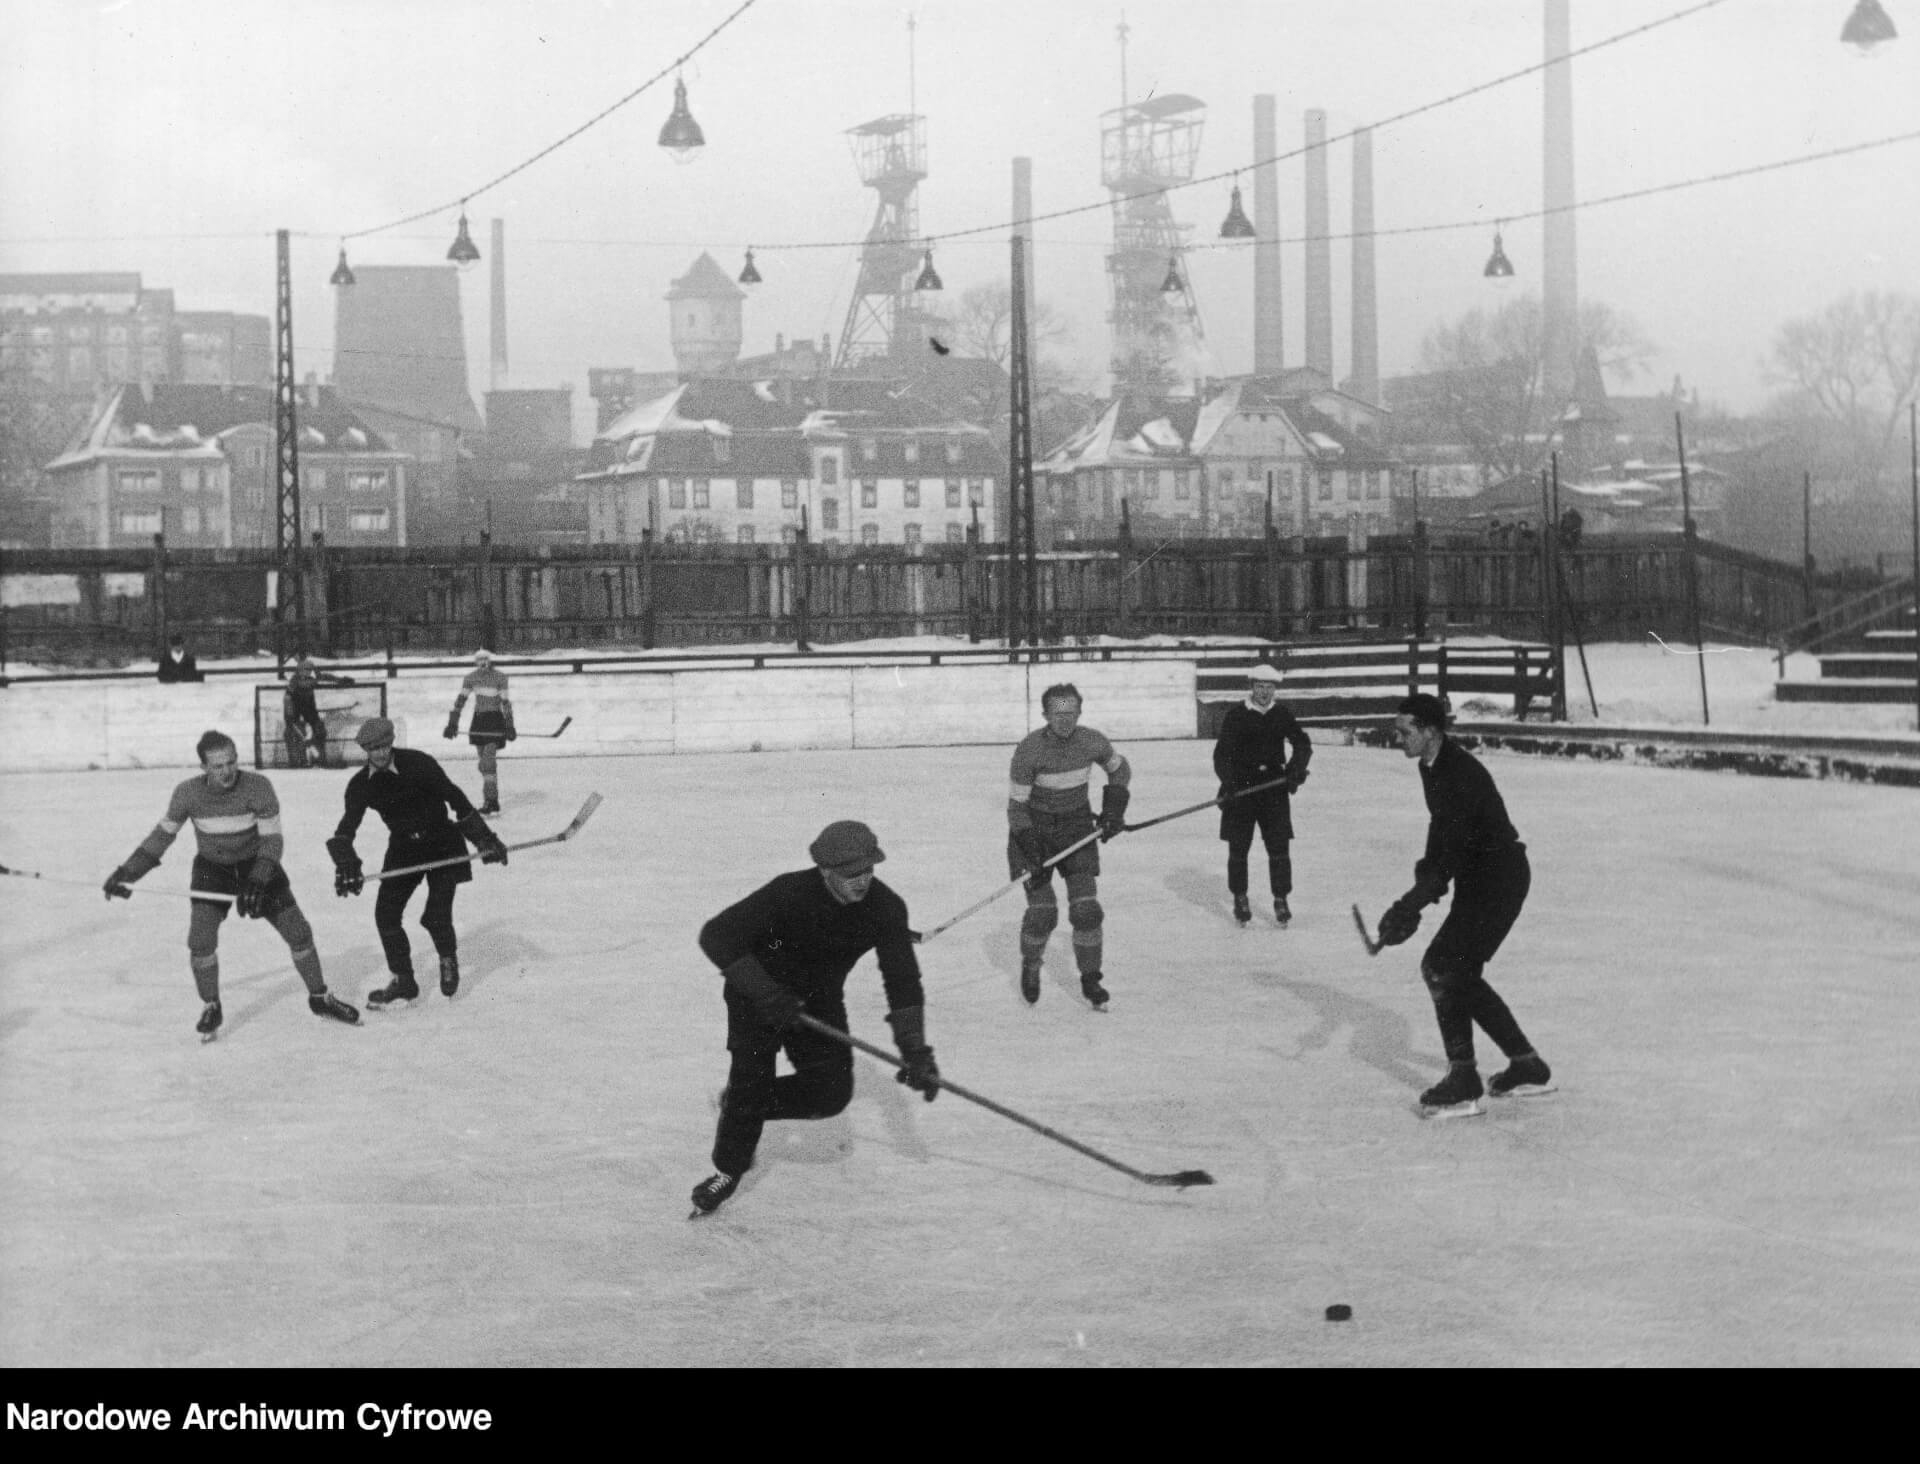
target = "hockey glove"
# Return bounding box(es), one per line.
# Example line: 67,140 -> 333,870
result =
442,712 -> 460,740
1098,784 -> 1131,842
458,812 -> 508,866
1377,898 -> 1423,948
1411,858 -> 1449,906
236,861 -> 276,920
102,865 -> 139,901
888,1006 -> 940,1103
325,836 -> 363,896
1285,765 -> 1311,794
1012,826 -> 1051,878
503,713 -> 517,744
721,955 -> 805,1031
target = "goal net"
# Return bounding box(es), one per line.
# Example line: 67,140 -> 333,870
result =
253,681 -> 389,769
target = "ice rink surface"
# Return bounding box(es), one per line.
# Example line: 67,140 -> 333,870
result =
3,734 -> 1917,1368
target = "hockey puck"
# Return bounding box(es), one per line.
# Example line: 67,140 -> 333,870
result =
1324,1304 -> 1352,1322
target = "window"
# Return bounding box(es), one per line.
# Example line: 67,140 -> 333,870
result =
903,523 -> 922,547
859,437 -> 878,462
668,480 -> 687,510
1317,470 -> 1334,501
780,480 -> 798,509
903,439 -> 919,464
945,440 -> 963,465
1365,470 -> 1381,501
306,504 -> 328,533
737,525 -> 755,544
1124,469 -> 1140,495
860,480 -> 878,509
183,505 -> 201,534
781,526 -> 799,544
117,470 -> 160,494
903,480 -> 920,509
819,455 -> 839,485
119,510 -> 163,535
350,509 -> 391,533
736,479 -> 754,510
1277,466 -> 1295,498
945,479 -> 962,508
348,470 -> 388,493
692,479 -> 710,510
967,479 -> 985,506
1216,466 -> 1234,491
712,436 -> 730,465
821,498 -> 839,531
247,446 -> 266,469
107,347 -> 129,377
861,523 -> 880,545
946,523 -> 965,544
305,468 -> 328,494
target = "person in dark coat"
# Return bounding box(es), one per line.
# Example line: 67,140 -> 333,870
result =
325,717 -> 508,1008
688,820 -> 939,1216
1212,663 -> 1312,926
156,634 -> 204,683
283,652 -> 349,768
1374,693 -> 1552,1116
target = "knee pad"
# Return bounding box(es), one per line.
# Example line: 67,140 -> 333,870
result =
478,745 -> 498,774
187,904 -> 223,959
1067,895 -> 1104,932
272,904 -> 314,950
1021,885 -> 1059,938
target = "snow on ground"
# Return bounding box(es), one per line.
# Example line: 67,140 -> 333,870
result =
3,726 -> 1917,1367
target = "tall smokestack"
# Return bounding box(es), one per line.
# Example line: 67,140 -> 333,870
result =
1348,126 -> 1378,403
1252,95 -> 1282,375
1012,157 -> 1035,311
1543,0 -> 1578,407
1304,109 -> 1333,380
489,218 -> 508,394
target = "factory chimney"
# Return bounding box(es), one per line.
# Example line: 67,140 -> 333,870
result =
1303,109 -> 1333,380
489,218 -> 508,394
1348,127 -> 1378,403
1252,95 -> 1282,374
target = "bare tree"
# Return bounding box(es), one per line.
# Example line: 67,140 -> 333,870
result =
948,281 -> 1070,374
1768,291 -> 1920,495
1412,295 -> 1654,483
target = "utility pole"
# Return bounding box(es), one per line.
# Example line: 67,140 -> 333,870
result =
272,229 -> 304,665
1009,232 -> 1038,648
1676,413 -> 1709,725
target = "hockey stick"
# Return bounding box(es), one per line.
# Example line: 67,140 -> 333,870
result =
914,827 -> 1105,945
1350,903 -> 1383,957
358,793 -> 604,884
793,1013 -> 1214,1190
0,861 -> 232,904
539,717 -> 573,739
1120,773 -> 1293,834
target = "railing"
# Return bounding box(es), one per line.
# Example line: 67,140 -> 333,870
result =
1770,575 -> 1917,674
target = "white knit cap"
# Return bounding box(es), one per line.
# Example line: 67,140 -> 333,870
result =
473,649 -> 494,663
1247,663 -> 1285,684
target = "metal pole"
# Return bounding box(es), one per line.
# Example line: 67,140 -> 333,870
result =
1008,234 -> 1038,649
271,228 -> 304,666
1675,412 -> 1709,725
1909,401 -> 1918,730
1548,454 -> 1567,719
1538,463 -> 1558,715
1802,469 -> 1815,621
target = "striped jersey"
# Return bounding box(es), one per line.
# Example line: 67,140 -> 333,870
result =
1007,724 -> 1130,831
137,770 -> 285,870
454,667 -> 511,718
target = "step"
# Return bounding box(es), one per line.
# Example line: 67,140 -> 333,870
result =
1817,654 -> 1920,682
1776,678 -> 1920,704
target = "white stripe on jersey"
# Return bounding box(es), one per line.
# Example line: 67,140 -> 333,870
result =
1008,782 -> 1032,803
193,813 -> 259,836
255,815 -> 283,837
1034,767 -> 1092,790
159,816 -> 184,834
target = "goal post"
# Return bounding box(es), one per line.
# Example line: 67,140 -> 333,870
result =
254,681 -> 389,770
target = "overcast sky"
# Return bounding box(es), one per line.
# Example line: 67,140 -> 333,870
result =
4,0 -> 1916,435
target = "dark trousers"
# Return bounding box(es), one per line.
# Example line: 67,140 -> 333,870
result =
712,991 -> 853,1177
1422,849 -> 1533,1066
1221,798 -> 1292,897
285,696 -> 329,766
374,867 -> 461,976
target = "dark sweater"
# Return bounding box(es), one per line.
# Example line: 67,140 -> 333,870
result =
1418,738 -> 1524,884
1212,700 -> 1312,790
699,869 -> 925,1010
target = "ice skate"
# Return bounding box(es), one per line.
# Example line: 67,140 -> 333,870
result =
195,1000 -> 223,1042
1232,893 -> 1252,925
688,1170 -> 741,1218
439,954 -> 460,998
1417,1063 -> 1485,1119
478,799 -> 501,817
1079,972 -> 1110,1010
366,975 -> 420,1009
1273,896 -> 1292,927
1019,959 -> 1041,1005
1489,1054 -> 1555,1098
308,991 -> 360,1025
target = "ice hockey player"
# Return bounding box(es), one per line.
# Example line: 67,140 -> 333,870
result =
687,820 -> 938,1217
444,649 -> 515,814
1212,663 -> 1312,926
283,651 -> 349,768
101,728 -> 358,1038
1375,693 -> 1552,1116
326,717 -> 509,1008
1006,682 -> 1131,1008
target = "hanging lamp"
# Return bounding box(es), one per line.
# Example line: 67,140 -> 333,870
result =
1218,180 -> 1255,239
738,249 -> 762,285
329,246 -> 356,287
1482,229 -> 1515,281
1160,255 -> 1185,294
446,207 -> 481,269
1841,0 -> 1898,52
914,247 -> 943,292
658,74 -> 706,161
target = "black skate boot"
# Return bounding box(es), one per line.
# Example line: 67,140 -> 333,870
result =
439,954 -> 460,998
1080,972 -> 1110,1009
366,975 -> 421,1009
478,797 -> 501,816
1020,959 -> 1041,1005
1418,1063 -> 1484,1119
688,1170 -> 742,1218
1232,893 -> 1252,925
1273,896 -> 1292,927
309,991 -> 360,1025
1489,1054 -> 1554,1098
195,1000 -> 223,1042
